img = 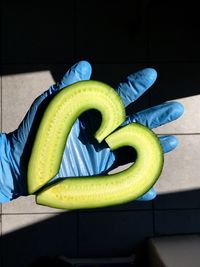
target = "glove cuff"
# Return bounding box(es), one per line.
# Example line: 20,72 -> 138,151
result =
0,133 -> 22,202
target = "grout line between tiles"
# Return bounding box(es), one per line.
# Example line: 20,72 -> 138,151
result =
0,212 -> 66,216
1,62 -> 75,65
152,200 -> 156,236
73,0 -> 77,62
154,208 -> 200,212
0,209 -> 152,215
77,212 -> 79,257
0,61 -> 148,65
3,60 -> 200,65
157,133 -> 200,136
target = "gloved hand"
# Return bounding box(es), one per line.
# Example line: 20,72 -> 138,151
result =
0,61 -> 184,203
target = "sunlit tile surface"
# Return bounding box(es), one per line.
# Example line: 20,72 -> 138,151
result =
154,135 -> 200,194
2,195 -> 65,214
154,95 -> 200,134
2,70 -> 54,132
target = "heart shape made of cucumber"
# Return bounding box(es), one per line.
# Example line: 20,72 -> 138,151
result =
28,80 -> 163,210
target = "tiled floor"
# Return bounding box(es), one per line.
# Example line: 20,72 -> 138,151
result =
1,1 -> 200,266
2,69 -> 55,132
150,63 -> 200,134
148,235 -> 200,267
154,135 -> 200,194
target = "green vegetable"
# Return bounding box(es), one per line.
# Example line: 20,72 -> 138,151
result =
28,80 -> 163,210
28,80 -> 125,194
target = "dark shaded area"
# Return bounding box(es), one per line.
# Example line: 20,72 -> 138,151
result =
1,1 -> 75,64
0,191 -> 200,266
1,1 -> 200,108
149,62 -> 200,107
28,256 -> 71,267
75,0 -> 148,63
1,0 -> 200,267
147,1 -> 200,62
154,188 -> 200,210
0,212 -> 78,267
0,209 -> 151,267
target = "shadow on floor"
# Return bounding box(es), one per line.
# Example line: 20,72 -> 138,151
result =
0,189 -> 200,267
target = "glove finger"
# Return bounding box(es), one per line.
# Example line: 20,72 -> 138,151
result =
123,101 -> 184,128
116,68 -> 157,107
159,135 -> 179,153
32,61 -> 92,106
48,60 -> 92,94
59,60 -> 92,88
137,188 -> 157,201
16,61 -> 92,142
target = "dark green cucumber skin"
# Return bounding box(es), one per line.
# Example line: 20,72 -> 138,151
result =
27,80 -> 125,194
36,123 -> 164,210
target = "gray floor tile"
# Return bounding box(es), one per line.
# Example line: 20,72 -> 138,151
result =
1,1 -> 75,63
2,196 -> 66,214
149,63 -> 200,134
154,135 -> 200,196
76,0 -> 148,63
1,64 -> 71,84
154,210 -> 200,235
78,211 -> 153,257
148,1 -> 200,61
1,212 -> 78,267
2,68 -> 55,132
154,189 -> 200,210
148,235 -> 200,267
79,201 -> 152,213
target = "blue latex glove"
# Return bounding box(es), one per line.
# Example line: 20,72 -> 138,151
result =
0,61 -> 184,203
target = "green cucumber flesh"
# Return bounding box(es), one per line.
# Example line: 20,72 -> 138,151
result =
28,80 -> 126,194
36,123 -> 163,210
